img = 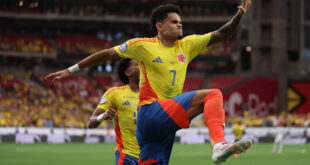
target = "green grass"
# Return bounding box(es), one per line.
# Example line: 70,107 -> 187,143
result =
0,143 -> 309,165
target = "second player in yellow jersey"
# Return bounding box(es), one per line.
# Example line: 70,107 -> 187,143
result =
88,59 -> 140,165
97,85 -> 140,158
233,121 -> 245,141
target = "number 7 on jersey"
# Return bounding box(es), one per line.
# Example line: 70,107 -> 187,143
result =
170,70 -> 176,86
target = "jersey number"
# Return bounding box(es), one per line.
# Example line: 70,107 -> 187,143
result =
170,70 -> 176,86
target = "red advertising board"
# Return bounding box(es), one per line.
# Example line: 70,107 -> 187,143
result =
209,76 -> 278,117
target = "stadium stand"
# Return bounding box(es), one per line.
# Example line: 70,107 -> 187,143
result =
56,35 -> 113,55
0,0 -> 239,17
0,34 -> 55,54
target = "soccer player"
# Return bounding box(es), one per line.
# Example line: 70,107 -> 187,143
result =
88,58 -> 140,164
271,126 -> 289,154
45,1 -> 252,164
232,120 -> 246,158
233,120 -> 245,142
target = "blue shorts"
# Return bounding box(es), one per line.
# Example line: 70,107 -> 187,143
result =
115,151 -> 138,165
136,91 -> 197,165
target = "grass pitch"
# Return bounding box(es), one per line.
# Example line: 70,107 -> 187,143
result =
0,143 -> 309,165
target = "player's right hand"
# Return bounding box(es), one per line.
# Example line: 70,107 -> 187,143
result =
44,69 -> 71,82
238,0 -> 251,14
102,108 -> 117,120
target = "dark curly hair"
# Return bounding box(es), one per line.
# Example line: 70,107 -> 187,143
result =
117,58 -> 131,84
150,4 -> 181,34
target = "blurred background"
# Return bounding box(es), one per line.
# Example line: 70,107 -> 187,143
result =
0,0 -> 309,146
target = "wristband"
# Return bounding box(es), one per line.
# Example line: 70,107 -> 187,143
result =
68,64 -> 80,73
96,113 -> 105,122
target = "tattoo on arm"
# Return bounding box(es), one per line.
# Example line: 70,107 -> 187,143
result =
208,11 -> 244,46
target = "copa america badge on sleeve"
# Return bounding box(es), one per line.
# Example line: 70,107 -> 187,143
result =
119,43 -> 127,53
99,97 -> 107,104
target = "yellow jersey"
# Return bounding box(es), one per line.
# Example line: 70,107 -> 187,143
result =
232,124 -> 245,140
114,33 -> 211,107
96,85 -> 140,158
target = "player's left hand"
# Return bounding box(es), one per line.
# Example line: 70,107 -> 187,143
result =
238,0 -> 251,14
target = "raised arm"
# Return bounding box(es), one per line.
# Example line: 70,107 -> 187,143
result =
207,0 -> 251,46
88,108 -> 117,129
44,48 -> 118,82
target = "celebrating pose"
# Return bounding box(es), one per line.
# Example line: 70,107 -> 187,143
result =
46,1 -> 252,164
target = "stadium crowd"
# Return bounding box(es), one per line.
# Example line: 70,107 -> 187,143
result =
48,3 -> 235,17
0,34 -> 55,54
226,111 -> 310,128
0,0 -> 238,17
0,71 -> 100,128
0,0 -> 238,57
0,33 -> 234,57
1,71 -> 309,129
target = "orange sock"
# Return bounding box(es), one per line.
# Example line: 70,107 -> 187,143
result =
203,89 -> 226,146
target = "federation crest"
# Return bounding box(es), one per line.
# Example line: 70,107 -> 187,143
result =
177,53 -> 186,64
119,43 -> 127,53
99,97 -> 107,104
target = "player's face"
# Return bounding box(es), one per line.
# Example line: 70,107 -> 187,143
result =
128,60 -> 140,81
160,12 -> 183,39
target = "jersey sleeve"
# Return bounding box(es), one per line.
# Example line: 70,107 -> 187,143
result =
183,33 -> 212,62
96,89 -> 115,111
113,38 -> 142,61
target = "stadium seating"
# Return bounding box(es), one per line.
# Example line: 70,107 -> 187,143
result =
56,36 -> 113,55
0,33 -> 233,57
0,1 -> 238,17
0,34 -> 55,54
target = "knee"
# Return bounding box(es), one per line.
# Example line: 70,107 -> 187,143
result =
203,89 -> 223,103
208,89 -> 223,98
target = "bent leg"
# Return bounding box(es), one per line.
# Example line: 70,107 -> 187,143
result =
187,89 -> 226,146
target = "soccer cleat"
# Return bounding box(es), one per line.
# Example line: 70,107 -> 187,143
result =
212,139 -> 252,164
